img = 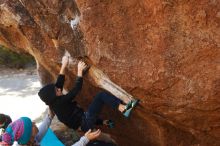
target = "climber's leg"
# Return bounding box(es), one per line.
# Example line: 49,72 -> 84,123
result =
81,92 -> 121,131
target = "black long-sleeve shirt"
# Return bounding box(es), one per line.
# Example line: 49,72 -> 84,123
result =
51,75 -> 84,130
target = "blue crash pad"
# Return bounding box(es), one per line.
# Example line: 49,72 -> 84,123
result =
40,128 -> 64,146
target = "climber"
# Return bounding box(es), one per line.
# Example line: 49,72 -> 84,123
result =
38,56 -> 138,133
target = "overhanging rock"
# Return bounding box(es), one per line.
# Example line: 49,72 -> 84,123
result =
0,0 -> 220,145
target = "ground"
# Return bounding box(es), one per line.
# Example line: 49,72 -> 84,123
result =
0,66 -> 46,121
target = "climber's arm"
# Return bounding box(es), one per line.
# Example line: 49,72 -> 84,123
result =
54,56 -> 69,90
60,56 -> 69,75
60,61 -> 87,101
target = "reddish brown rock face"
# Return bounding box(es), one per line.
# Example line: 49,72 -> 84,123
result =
0,0 -> 220,145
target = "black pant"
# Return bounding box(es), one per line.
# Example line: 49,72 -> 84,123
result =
81,92 -> 121,132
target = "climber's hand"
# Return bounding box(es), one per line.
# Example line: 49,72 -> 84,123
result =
59,56 -> 69,74
62,56 -> 69,68
77,61 -> 87,77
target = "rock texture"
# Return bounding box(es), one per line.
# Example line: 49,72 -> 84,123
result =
0,0 -> 220,145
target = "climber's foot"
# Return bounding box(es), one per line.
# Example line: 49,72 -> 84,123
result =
123,99 -> 140,118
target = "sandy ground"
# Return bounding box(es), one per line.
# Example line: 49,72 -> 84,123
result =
0,67 -> 47,121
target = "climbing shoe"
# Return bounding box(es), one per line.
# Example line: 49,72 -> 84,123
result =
106,120 -> 115,128
123,99 -> 140,118
103,120 -> 115,128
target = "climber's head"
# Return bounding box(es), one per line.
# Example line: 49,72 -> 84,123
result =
38,84 -> 56,105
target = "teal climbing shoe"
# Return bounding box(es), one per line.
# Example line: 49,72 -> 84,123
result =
123,99 -> 139,118
131,99 -> 139,108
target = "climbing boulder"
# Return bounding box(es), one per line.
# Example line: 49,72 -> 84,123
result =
0,0 -> 219,145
